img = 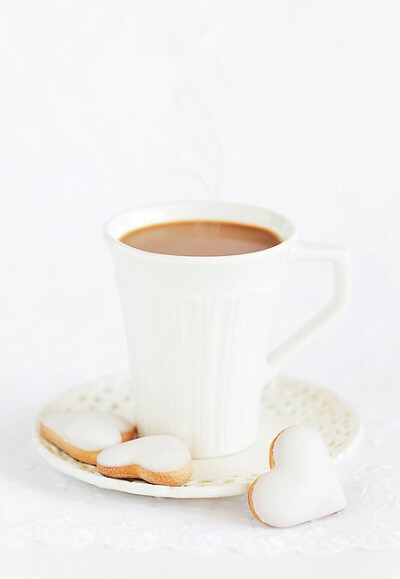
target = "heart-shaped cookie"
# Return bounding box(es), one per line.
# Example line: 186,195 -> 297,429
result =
40,411 -> 136,465
248,425 -> 346,527
97,435 -> 193,486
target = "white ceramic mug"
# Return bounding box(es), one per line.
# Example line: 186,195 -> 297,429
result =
105,202 -> 351,458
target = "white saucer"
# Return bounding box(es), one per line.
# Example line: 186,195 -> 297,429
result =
33,374 -> 362,499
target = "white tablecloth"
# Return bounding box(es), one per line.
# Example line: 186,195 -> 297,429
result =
1,386 -> 399,554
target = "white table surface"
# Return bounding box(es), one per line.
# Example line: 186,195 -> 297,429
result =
1,547 -> 400,579
1,1 -> 399,576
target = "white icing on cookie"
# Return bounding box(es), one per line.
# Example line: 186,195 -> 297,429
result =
41,411 -> 133,451
97,435 -> 191,472
250,426 -> 346,527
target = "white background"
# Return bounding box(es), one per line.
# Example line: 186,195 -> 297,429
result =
1,1 -> 399,577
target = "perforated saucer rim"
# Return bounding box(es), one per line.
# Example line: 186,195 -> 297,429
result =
33,374 -> 362,499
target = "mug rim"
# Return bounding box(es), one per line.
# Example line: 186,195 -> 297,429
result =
104,200 -> 296,263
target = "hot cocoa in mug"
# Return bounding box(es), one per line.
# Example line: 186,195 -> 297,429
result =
105,202 -> 351,458
120,220 -> 282,256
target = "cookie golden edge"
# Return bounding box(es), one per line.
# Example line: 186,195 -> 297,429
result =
247,429 -> 285,526
39,423 -> 137,466
96,461 -> 193,487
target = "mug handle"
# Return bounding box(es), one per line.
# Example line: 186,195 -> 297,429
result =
267,241 -> 351,381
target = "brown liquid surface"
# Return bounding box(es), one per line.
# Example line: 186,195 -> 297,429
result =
119,220 -> 282,256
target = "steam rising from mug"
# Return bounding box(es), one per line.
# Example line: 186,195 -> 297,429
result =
155,37 -> 236,202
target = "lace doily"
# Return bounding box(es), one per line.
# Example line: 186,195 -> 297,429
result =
0,383 -> 399,553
